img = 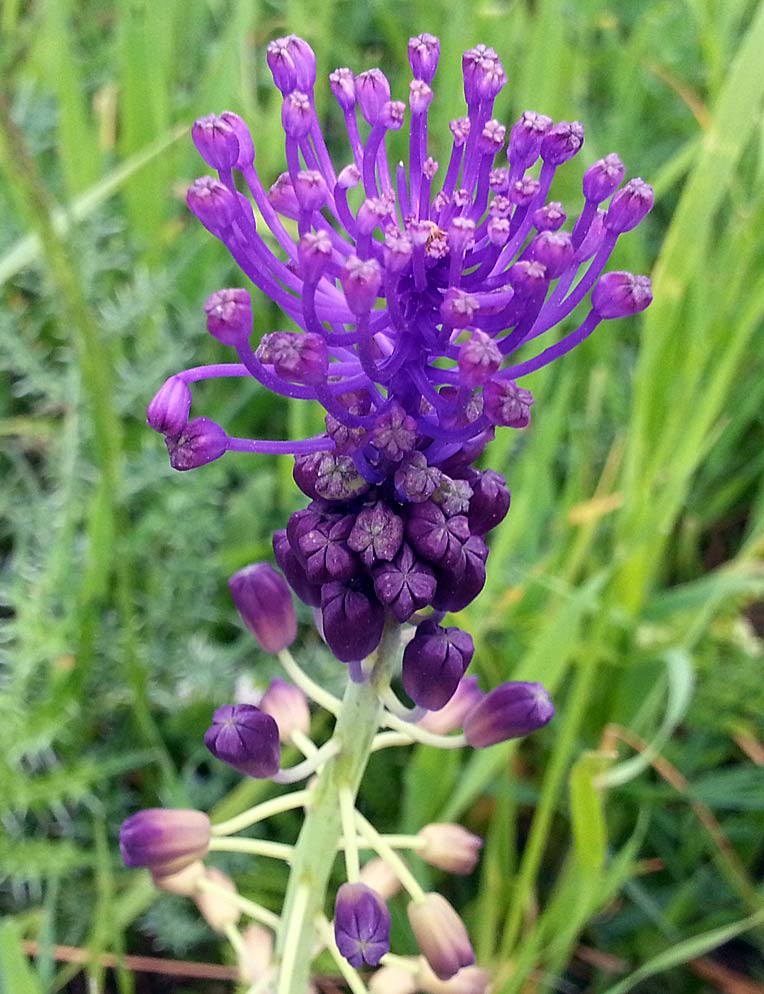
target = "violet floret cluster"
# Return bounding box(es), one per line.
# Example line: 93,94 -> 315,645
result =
149,31 -> 652,686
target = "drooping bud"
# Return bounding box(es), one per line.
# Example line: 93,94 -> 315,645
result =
334,882 -> 391,968
147,376 -> 191,436
592,272 -> 653,319
408,893 -> 475,980
418,823 -> 483,875
372,543 -> 437,622
463,681 -> 555,747
256,331 -> 328,385
151,859 -> 205,896
418,676 -> 483,734
192,114 -> 240,171
458,331 -> 502,388
205,288 -> 252,345
359,857 -> 403,901
204,703 -> 281,778
402,620 -> 474,711
370,963 -> 418,994
540,120 -> 584,165
355,69 -> 391,125
408,33 -> 440,83
165,417 -> 228,471
186,176 -> 238,234
482,379 -> 534,428
468,470 -> 511,534
320,577 -> 385,663
194,867 -> 241,931
431,534 -> 488,613
583,152 -> 625,203
119,809 -> 210,876
604,178 -> 654,232
229,563 -> 297,653
239,923 -> 274,986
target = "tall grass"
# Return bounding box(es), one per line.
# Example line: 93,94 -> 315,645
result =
1,1 -> 763,992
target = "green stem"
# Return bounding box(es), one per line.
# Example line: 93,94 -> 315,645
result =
274,622 -> 401,994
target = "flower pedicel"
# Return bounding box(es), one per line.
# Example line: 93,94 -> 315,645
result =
126,32 -> 653,993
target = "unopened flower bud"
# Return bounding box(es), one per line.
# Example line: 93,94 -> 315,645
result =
219,110 -> 255,168
528,230 -> 575,278
541,120 -> 584,164
402,620 -> 474,711
482,379 -> 534,428
359,857 -> 404,901
286,35 -> 317,92
533,201 -> 566,231
440,288 -> 479,328
152,859 -> 205,896
165,417 -> 228,471
192,114 -> 240,171
229,562 -> 297,653
417,961 -> 491,994
458,330 -> 502,388
341,256 -> 383,315
507,259 -> 547,298
282,90 -> 312,138
370,963 -> 419,994
147,376 -> 191,436
321,577 -> 385,664
355,69 -> 391,124
409,33 -> 440,83
334,882 -> 391,967
194,867 -> 241,931
204,703 -> 281,778
604,177 -> 654,232
205,287 -> 252,345
186,176 -> 238,234
259,678 -> 310,742
256,331 -> 328,385
330,67 -> 356,109
293,169 -> 328,211
583,152 -> 625,203
408,893 -> 475,980
592,272 -> 653,319
468,470 -> 511,534
119,809 -> 210,876
267,37 -> 297,93
464,681 -> 554,747
239,923 -> 274,985
409,80 -> 434,115
508,110 -> 552,169
418,824 -> 483,875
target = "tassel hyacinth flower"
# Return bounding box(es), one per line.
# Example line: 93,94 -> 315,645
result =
127,32 -> 653,994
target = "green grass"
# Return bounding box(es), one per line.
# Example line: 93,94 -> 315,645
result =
1,1 -> 764,992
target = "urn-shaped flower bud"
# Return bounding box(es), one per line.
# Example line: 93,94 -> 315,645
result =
528,230 -> 575,278
359,857 -> 404,901
186,176 -> 238,234
151,859 -> 205,896
286,35 -> 317,91
165,417 -> 228,471
402,620 -> 474,711
298,230 -> 332,282
533,201 -> 566,231
373,543 -> 436,622
194,867 -> 241,931
321,577 -> 385,663
119,809 -> 210,876
256,331 -> 328,385
355,69 -> 391,125
219,110 -> 255,168
583,152 -> 625,203
483,379 -> 534,429
204,703 -> 281,777
592,272 -> 653,319
282,90 -> 312,138
540,120 -> 584,165
192,114 -> 240,170
468,470 -> 511,535
417,962 -> 492,994
147,376 -> 192,436
205,288 -> 252,346
409,33 -> 440,83
508,110 -> 553,169
463,681 -> 554,747
341,256 -> 383,315
406,502 -> 470,570
348,502 -> 404,566
458,331 -> 502,388
418,675 -> 484,734
604,177 -> 654,232
267,37 -> 297,93
273,529 -> 322,607
334,882 -> 391,967
418,824 -> 483,875
229,563 -> 297,653
408,893 -> 475,980
259,678 -> 310,743
330,67 -> 356,109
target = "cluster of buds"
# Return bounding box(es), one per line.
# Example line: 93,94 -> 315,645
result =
129,29 -> 654,993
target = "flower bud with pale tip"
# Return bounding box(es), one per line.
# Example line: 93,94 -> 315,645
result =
417,961 -> 491,994
119,809 -> 210,876
418,824 -> 483,875
408,893 -> 475,980
359,856 -> 403,901
194,867 -> 241,931
259,677 -> 310,743
151,859 -> 206,896
165,417 -> 228,471
229,562 -> 297,653
239,923 -> 274,985
418,675 -> 483,735
370,963 -> 419,994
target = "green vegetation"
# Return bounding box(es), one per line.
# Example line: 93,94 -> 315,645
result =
1,1 -> 763,991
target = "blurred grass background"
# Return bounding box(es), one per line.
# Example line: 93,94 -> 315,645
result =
1,0 -> 764,991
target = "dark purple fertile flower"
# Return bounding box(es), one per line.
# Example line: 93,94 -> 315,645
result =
468,470 -> 511,535
482,379 -> 534,428
321,577 -> 385,663
372,543 -> 436,621
273,529 -> 322,607
348,502 -> 404,566
405,502 -> 470,570
204,288 -> 252,345
334,882 -> 391,967
229,562 -> 297,653
463,681 -> 554,747
402,619 -> 474,710
431,534 -> 488,613
204,704 -> 281,777
592,272 -> 654,319
165,417 -> 228,470
119,809 -> 210,876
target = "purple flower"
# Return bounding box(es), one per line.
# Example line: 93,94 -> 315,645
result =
147,376 -> 191,436
321,576 -> 385,663
119,809 -> 210,876
463,681 -> 555,748
204,704 -> 281,777
334,882 -> 391,967
373,543 -> 436,621
165,417 -> 228,471
229,562 -> 297,653
402,620 -> 474,710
